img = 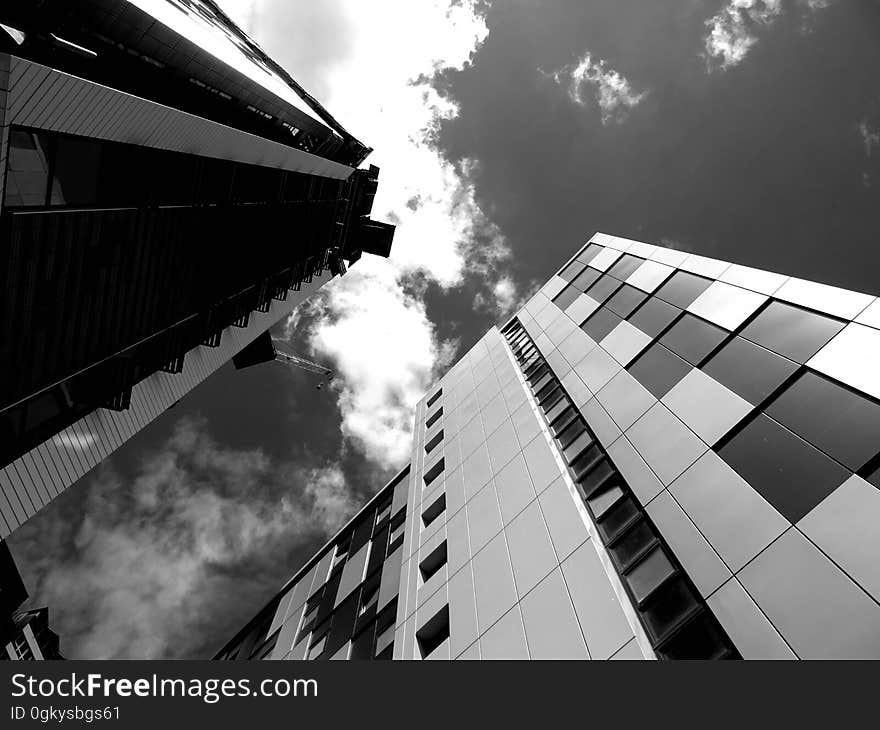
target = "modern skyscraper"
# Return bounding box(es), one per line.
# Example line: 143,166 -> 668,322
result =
0,0 -> 395,539
218,232 -> 880,661
1,540 -> 62,660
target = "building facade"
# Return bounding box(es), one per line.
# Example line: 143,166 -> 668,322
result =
0,0 -> 394,539
218,232 -> 880,661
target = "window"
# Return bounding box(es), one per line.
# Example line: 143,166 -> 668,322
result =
418,541 -> 448,583
624,547 -> 677,607
765,371 -> 880,471
388,518 -> 406,551
571,266 -> 602,292
585,275 -> 622,305
740,300 -> 846,363
702,336 -> 798,405
307,634 -> 327,660
581,306 -> 622,342
4,129 -> 52,206
425,429 -> 444,455
628,297 -> 681,338
607,254 -> 645,281
425,407 -> 443,429
375,500 -> 392,526
559,260 -> 587,281
50,136 -> 101,205
718,414 -> 849,522
552,284 -> 581,311
627,342 -> 691,398
416,605 -> 450,659
421,493 -> 446,528
423,458 -> 445,487
576,243 -> 603,264
426,389 -> 442,408
359,582 -> 380,616
659,313 -> 728,366
654,271 -> 713,309
606,284 -> 648,319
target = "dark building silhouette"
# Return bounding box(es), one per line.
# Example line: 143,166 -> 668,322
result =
0,0 -> 394,538
1,540 -> 62,659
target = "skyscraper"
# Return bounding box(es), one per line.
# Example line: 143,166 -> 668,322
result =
0,0 -> 395,539
218,232 -> 880,660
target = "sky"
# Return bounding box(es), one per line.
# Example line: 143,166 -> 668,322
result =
7,0 -> 880,659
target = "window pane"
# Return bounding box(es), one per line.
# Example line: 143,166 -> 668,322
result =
585,274 -> 622,305
607,254 -> 644,281
718,414 -> 849,522
571,266 -> 601,292
552,284 -> 581,311
50,136 -> 101,205
559,260 -> 587,282
581,306 -> 622,342
606,284 -> 648,319
5,129 -> 52,206
766,371 -> 880,471
627,342 -> 691,398
654,271 -> 713,309
702,336 -> 798,405
625,547 -> 676,605
740,301 -> 845,363
576,243 -> 603,264
628,297 -> 681,338
660,313 -> 728,366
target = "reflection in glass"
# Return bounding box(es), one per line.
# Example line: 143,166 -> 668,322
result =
740,301 -> 845,363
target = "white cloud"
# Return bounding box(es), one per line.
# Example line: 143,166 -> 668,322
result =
221,1 -> 515,471
14,418 -> 356,658
859,120 -> 879,157
547,53 -> 646,124
703,0 -> 833,70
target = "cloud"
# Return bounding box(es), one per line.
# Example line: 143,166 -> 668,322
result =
859,119 -> 879,157
11,417 -> 356,659
226,1 -> 516,470
703,0 -> 833,70
546,53 -> 646,125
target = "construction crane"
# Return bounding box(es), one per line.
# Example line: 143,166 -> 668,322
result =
271,338 -> 334,389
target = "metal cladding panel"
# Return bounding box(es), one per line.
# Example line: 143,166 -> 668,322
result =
5,55 -> 353,180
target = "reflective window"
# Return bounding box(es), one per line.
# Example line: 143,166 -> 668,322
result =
50,136 -> 101,205
766,371 -> 880,471
628,297 -> 681,338
865,462 -> 880,490
581,306 -> 622,342
585,274 -> 622,305
718,414 -> 849,522
625,547 -> 677,605
576,243 -> 603,264
654,271 -> 713,309
659,314 -> 727,366
4,129 -> 52,206
702,336 -> 798,405
607,254 -> 644,281
606,284 -> 648,319
552,284 -> 581,311
571,266 -> 602,292
739,301 -> 845,363
559,260 -> 587,282
627,342 -> 691,398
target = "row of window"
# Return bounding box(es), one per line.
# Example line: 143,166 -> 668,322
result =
502,318 -> 740,659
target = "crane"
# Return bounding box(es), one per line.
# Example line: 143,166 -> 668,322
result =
271,338 -> 334,389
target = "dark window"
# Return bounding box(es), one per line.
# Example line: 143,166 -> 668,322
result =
609,520 -> 658,571
416,605 -> 450,658
553,284 -> 582,311
628,297 -> 681,338
5,129 -> 52,206
586,275 -> 622,305
576,243 -> 603,264
559,260 -> 587,282
425,407 -> 443,429
49,136 -> 100,206
605,284 -> 648,319
739,301 -> 845,363
625,547 -> 677,607
718,414 -> 849,523
423,458 -> 445,487
425,429 -> 444,454
422,493 -> 446,528
571,266 -> 602,292
659,314 -> 728,366
426,389 -> 442,407
419,541 -> 447,582
702,336 -> 799,405
607,254 -> 644,281
766,371 -> 880,471
641,578 -> 700,644
581,307 -> 622,342
654,271 -> 713,309
627,342 -> 691,398
865,461 -> 880,489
